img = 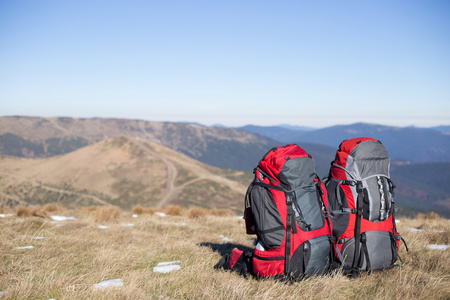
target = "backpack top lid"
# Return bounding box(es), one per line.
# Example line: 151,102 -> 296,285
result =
331,137 -> 390,180
257,144 -> 317,190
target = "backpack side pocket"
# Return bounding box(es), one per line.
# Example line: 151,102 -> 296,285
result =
250,182 -> 285,249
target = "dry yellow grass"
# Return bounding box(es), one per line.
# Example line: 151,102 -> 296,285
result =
0,207 -> 448,299
81,206 -> 99,213
210,208 -> 236,217
42,203 -> 60,214
0,206 -> 13,214
80,205 -> 122,223
164,205 -> 185,216
93,206 -> 122,223
417,212 -> 441,220
131,204 -> 154,215
14,205 -> 47,218
131,204 -> 145,214
187,207 -> 208,218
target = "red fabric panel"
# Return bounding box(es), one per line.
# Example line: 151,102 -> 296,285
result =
339,137 -> 378,154
253,248 -> 284,276
229,248 -> 243,270
339,214 -> 395,241
342,185 -> 356,209
332,149 -> 349,171
331,137 -> 379,174
291,226 -> 331,252
318,180 -> 333,230
259,144 -> 309,179
272,189 -> 288,228
340,213 -> 356,240
361,215 -> 394,233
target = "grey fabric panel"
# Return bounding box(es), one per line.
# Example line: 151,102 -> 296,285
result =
295,187 -> 324,230
350,140 -> 390,179
365,231 -> 395,270
250,182 -> 285,249
281,156 -> 324,231
366,177 -> 380,221
281,157 -> 316,189
340,237 -> 356,268
341,231 -> 395,270
344,153 -> 359,180
305,235 -> 331,277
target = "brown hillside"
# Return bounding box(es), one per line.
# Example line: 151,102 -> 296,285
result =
0,116 -> 275,170
0,136 -> 248,211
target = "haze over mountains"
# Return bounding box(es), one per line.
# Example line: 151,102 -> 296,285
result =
0,116 -> 449,217
0,116 -> 276,170
240,123 -> 450,162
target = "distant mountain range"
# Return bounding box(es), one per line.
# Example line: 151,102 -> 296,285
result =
0,116 -> 449,217
389,161 -> 450,217
431,125 -> 450,133
241,123 -> 450,163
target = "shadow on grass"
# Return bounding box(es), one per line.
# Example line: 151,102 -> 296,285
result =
200,242 -> 254,278
199,242 -> 252,257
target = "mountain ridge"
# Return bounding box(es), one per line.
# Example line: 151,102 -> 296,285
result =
241,122 -> 450,163
0,136 -> 249,211
0,116 -> 280,170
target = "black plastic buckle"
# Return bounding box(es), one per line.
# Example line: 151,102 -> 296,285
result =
343,180 -> 356,186
360,234 -> 367,243
356,181 -> 363,193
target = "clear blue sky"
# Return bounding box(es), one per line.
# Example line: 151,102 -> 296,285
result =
1,0 -> 449,128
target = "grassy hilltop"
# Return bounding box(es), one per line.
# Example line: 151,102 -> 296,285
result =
0,205 -> 449,299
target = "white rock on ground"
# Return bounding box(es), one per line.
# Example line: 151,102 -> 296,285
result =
0,214 -> 14,218
94,278 -> 124,289
155,212 -> 166,217
97,225 -> 109,229
408,228 -> 424,232
16,246 -> 34,250
153,261 -> 181,273
50,216 -> 76,221
427,244 -> 449,250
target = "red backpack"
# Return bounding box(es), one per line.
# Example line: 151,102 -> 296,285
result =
227,144 -> 333,280
325,137 -> 408,277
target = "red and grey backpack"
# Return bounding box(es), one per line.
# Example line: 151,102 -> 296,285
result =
227,144 -> 333,280
325,137 -> 408,277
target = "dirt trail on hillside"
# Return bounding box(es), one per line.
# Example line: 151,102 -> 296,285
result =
128,133 -> 247,209
39,184 -> 112,206
127,138 -> 177,208
48,118 -> 75,137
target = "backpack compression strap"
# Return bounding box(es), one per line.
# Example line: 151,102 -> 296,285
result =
351,181 -> 364,278
285,193 -> 293,276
